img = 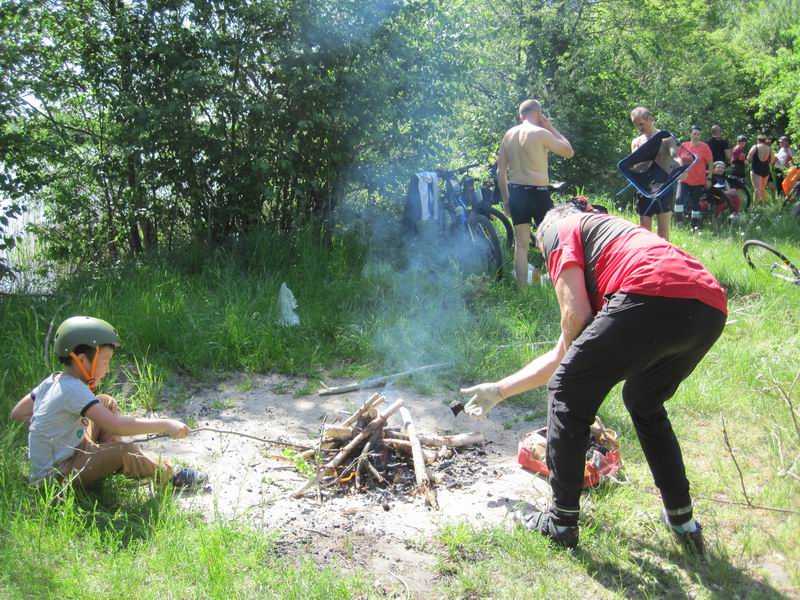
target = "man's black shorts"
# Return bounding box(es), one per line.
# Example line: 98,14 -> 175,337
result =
636,185 -> 675,217
508,184 -> 553,227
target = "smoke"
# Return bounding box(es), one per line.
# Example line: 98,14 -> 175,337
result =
358,198 -> 494,373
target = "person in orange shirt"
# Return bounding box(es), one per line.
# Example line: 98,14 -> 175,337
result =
677,125 -> 713,229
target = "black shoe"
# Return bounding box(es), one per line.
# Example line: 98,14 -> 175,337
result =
662,512 -> 707,560
512,503 -> 579,549
172,467 -> 208,490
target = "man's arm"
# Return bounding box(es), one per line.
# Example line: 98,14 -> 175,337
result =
494,266 -> 592,399
705,148 -> 714,189
10,394 -> 34,426
538,114 -> 574,159
725,147 -> 732,163
497,140 -> 510,213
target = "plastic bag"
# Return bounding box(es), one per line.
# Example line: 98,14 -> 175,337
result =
513,263 -> 542,285
517,417 -> 622,489
277,283 -> 300,326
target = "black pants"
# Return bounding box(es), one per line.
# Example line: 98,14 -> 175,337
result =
545,293 -> 726,523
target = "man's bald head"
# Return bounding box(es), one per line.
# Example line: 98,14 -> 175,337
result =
711,125 -> 722,136
519,99 -> 542,119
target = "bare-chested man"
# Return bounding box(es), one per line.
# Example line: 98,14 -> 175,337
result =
497,99 -> 574,288
630,106 -> 681,240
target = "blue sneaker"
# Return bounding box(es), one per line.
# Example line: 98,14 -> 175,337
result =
171,467 -> 208,490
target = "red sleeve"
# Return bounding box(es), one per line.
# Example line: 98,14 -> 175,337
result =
546,216 -> 584,283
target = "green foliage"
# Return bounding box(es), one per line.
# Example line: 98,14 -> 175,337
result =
5,0 -> 797,270
0,0 -> 466,262
1,208 -> 799,597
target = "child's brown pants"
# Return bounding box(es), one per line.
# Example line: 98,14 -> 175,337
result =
59,394 -> 173,487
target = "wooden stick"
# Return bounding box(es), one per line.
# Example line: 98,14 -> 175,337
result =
365,459 -> 387,484
721,416 -> 752,507
132,427 -> 311,450
383,438 -> 436,463
318,363 -> 451,396
694,495 -> 799,515
399,407 -> 439,509
322,425 -> 355,441
315,415 -> 328,504
341,393 -> 383,427
355,439 -> 372,489
384,429 -> 484,448
292,398 -> 405,498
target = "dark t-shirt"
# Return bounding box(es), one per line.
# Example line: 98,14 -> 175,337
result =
706,137 -> 730,164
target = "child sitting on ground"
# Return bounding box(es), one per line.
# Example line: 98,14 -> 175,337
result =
10,316 -> 207,490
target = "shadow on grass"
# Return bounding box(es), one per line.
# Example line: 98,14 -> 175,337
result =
71,475 -> 198,549
578,538 -> 789,600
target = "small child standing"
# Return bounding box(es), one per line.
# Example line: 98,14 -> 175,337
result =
10,316 -> 207,490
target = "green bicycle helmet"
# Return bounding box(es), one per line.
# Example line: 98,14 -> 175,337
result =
53,316 -> 121,358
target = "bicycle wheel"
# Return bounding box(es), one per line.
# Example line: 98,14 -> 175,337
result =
468,214 -> 503,275
489,207 -> 514,249
742,240 -> 800,283
740,184 -> 752,211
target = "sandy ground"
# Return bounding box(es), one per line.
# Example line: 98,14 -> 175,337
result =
142,373 -> 550,597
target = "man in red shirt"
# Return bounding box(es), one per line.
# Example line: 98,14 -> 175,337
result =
677,125 -> 713,229
461,203 -> 727,558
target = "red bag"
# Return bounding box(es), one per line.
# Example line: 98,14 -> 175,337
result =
517,418 -> 622,489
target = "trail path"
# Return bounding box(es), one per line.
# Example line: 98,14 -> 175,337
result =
145,374 -> 549,597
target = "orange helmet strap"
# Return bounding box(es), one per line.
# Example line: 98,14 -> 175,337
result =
69,347 -> 99,392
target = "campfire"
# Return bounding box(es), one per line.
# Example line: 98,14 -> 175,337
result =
290,393 -> 484,508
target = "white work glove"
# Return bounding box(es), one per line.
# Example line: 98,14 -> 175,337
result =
460,383 -> 503,419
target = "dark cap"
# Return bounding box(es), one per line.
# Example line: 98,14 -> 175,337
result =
737,134 -> 747,141
691,124 -> 702,132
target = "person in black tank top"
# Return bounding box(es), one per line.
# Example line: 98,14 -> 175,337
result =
748,134 -> 773,208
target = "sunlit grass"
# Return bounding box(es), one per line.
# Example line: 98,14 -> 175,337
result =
1,210 -> 799,597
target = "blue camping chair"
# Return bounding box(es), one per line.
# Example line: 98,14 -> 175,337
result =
618,130 -> 696,211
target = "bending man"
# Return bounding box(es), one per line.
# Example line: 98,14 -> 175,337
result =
497,99 -> 574,288
461,203 -> 727,557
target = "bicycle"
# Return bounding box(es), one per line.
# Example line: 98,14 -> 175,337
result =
725,174 -> 752,211
742,239 -> 800,285
435,163 -> 514,274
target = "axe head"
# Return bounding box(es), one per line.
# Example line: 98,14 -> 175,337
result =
449,400 -> 465,417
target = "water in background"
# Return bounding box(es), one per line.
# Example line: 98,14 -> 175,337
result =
0,204 -> 53,294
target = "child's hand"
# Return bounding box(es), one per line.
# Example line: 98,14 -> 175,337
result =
164,419 -> 191,439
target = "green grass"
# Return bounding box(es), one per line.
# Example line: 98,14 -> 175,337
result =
0,441 -> 370,599
2,210 -> 799,597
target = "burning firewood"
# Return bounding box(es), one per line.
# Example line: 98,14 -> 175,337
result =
288,394 -> 483,509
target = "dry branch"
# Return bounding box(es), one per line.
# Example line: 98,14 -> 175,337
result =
399,407 -> 439,509
318,363 -> 451,396
342,393 -> 384,427
383,438 -> 436,463
385,429 -> 484,448
292,397 -> 405,498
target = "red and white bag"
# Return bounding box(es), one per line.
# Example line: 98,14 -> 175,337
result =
517,417 -> 622,489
